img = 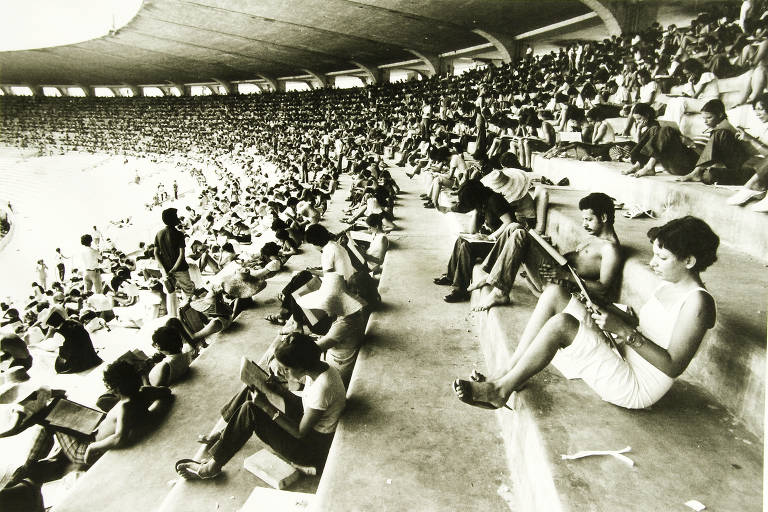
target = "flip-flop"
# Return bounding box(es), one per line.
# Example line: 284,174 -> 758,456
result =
175,459 -> 221,480
452,379 -> 513,411
264,314 -> 286,325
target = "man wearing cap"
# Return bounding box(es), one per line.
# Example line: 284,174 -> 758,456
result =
154,208 -> 196,316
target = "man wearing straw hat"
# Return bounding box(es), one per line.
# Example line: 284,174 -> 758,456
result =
295,272 -> 366,386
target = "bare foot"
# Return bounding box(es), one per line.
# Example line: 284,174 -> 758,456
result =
676,172 -> 700,183
472,287 -> 511,311
467,276 -> 488,292
633,167 -> 656,178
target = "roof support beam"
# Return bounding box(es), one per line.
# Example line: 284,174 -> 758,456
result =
351,61 -> 380,85
579,0 -> 622,36
405,49 -> 440,77
212,78 -> 234,94
471,29 -> 519,63
75,84 -> 92,97
256,74 -> 280,92
302,69 -> 328,89
122,84 -> 141,97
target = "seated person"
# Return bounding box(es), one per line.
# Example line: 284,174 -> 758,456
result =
363,214 -> 389,275
728,93 -> 768,212
454,216 -> 718,411
677,99 -> 752,184
176,332 -> 346,479
434,181 -> 515,303
622,103 -> 699,178
52,319 -> 103,375
46,361 -> 173,466
304,224 -> 356,282
148,320 -> 197,387
295,272 -> 367,385
470,192 -> 621,312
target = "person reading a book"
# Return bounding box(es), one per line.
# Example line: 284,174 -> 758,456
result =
453,216 -> 718,411
148,321 -> 197,387
470,192 -> 620,312
176,332 -> 346,480
434,180 -> 515,303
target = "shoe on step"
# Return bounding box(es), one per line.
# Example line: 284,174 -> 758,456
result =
727,188 -> 765,206
444,289 -> 470,303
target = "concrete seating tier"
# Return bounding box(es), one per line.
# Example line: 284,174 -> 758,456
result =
52,176 -> 355,511
470,279 -> 762,511
543,189 -> 765,438
532,155 -> 768,261
313,164 -> 513,512
51,259 -> 321,512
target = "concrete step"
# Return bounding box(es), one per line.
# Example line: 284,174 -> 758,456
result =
313,164 -> 512,512
470,280 -> 762,511
532,155 -> 768,261
543,188 -> 766,438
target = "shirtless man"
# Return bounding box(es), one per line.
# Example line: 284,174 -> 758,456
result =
470,192 -> 622,312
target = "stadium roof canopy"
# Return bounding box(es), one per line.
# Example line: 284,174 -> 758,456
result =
0,0 -> 623,88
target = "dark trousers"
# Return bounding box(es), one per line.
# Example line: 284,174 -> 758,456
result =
447,237 -> 493,291
209,387 -> 333,469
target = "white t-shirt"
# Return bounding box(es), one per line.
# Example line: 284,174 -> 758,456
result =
321,241 -> 355,280
302,367 -> 346,434
78,246 -> 100,271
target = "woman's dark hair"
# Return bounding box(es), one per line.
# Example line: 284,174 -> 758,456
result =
578,192 -> 615,225
221,242 -> 235,253
647,216 -> 719,272
681,58 -> 705,77
103,360 -> 143,398
274,332 -> 323,371
586,106 -> 607,122
152,324 -> 184,353
701,99 -> 726,117
80,234 -> 93,246
304,224 -> 333,246
631,102 -> 656,122
365,213 -> 383,228
260,241 -> 281,258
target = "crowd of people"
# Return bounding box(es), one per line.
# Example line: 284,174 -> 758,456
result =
0,1 -> 764,509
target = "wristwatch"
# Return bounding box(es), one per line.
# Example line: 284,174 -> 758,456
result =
625,329 -> 644,348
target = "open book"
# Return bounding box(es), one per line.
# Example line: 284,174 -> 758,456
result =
44,398 -> 105,437
526,230 -> 636,359
459,233 -> 495,244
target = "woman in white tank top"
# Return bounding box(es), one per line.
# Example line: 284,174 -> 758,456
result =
454,216 -> 719,410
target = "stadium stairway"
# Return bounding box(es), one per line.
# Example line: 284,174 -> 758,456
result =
464,185 -> 764,511
312,164 -> 512,511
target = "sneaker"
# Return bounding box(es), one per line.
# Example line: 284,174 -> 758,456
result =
727,188 -> 765,206
749,194 -> 768,213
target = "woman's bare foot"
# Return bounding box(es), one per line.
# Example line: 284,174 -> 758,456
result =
467,276 -> 488,292
452,379 -> 510,410
621,167 -> 637,176
472,286 -> 511,311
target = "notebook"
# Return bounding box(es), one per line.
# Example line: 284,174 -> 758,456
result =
44,398 -> 105,437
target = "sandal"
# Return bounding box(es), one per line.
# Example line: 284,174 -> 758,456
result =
452,379 -> 513,411
264,314 -> 286,325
